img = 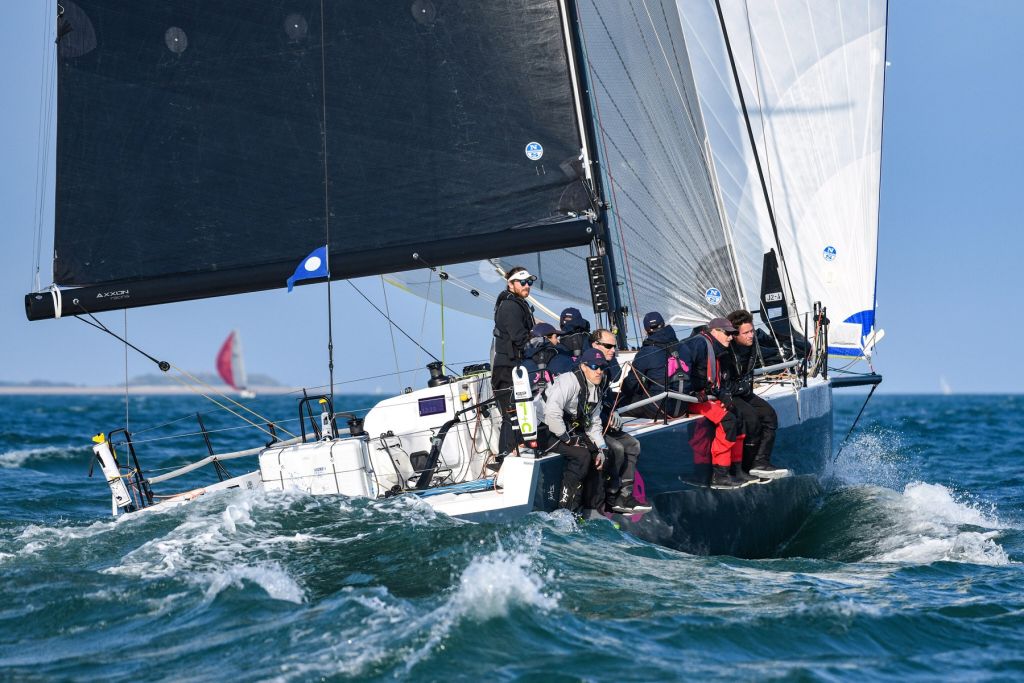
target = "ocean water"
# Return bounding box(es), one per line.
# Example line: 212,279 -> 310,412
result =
0,393 -> 1021,681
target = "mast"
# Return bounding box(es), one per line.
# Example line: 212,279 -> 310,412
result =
562,0 -> 628,348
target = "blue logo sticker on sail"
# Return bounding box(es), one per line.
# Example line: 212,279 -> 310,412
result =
823,245 -> 837,262
525,142 -> 544,161
705,287 -> 722,305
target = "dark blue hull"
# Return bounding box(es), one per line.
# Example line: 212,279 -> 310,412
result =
612,381 -> 833,558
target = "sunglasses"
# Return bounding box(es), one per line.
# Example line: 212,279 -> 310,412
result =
512,277 -> 536,286
582,362 -> 605,371
595,342 -> 616,350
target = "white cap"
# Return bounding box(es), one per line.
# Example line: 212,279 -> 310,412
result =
506,269 -> 535,282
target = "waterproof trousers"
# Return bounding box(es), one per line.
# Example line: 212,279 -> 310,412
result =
687,400 -> 739,467
491,365 -> 518,455
603,430 -> 641,502
548,440 -> 604,513
731,395 -> 777,469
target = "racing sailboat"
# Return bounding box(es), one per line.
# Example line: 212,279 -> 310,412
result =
216,330 -> 256,399
24,0 -> 885,557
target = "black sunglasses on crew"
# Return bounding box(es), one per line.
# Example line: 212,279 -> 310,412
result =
582,362 -> 605,371
595,342 -> 616,350
513,277 -> 536,286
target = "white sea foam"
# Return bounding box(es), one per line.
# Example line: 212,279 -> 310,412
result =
0,445 -> 79,469
401,532 -> 559,673
16,518 -> 118,556
199,563 -> 305,604
101,491 -> 311,602
869,482 -> 1010,566
827,429 -> 910,489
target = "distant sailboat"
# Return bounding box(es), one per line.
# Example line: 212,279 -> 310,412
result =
216,330 -> 255,399
939,376 -> 953,396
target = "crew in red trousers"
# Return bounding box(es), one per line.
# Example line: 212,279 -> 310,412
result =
679,317 -> 757,489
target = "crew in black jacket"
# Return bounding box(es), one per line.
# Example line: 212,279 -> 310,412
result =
678,317 -> 755,489
491,267 -> 536,456
725,309 -> 789,478
619,312 -> 690,418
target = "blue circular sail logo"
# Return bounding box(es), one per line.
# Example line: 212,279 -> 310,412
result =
705,287 -> 722,305
823,245 -> 837,262
525,142 -> 544,161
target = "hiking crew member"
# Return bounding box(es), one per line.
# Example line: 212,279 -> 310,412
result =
542,348 -> 609,514
590,328 -> 651,514
522,322 -> 575,393
620,312 -> 690,418
491,267 -> 536,456
557,307 -> 592,361
726,310 -> 789,478
679,317 -> 755,489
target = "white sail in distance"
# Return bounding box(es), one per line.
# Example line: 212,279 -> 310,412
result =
678,0 -> 887,356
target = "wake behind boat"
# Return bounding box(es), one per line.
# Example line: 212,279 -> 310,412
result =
24,0 -> 886,558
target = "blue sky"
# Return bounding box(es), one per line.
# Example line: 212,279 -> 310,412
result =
0,1 -> 1020,394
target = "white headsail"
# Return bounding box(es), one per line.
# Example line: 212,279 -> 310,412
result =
679,0 -> 887,356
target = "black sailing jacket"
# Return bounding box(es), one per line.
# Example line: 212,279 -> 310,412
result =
492,290 -> 535,368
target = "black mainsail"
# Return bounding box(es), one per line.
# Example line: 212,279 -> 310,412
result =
28,0 -> 596,320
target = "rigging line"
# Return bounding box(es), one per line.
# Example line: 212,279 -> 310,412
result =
285,358 -> 491,395
163,369 -> 288,441
590,1 -> 703,174
123,309 -> 129,433
583,33 -> 718,235
73,310 -> 293,437
380,276 -> 403,394
573,9 -> 642,342
584,68 -> 724,270
125,415 -> 309,448
482,259 -> 560,323
392,270 -> 497,303
712,0 -> 799,320
318,0 -> 334,399
741,0 -> 779,215
32,7 -> 57,292
75,313 -> 167,370
636,0 -> 707,165
346,280 -> 455,373
833,383 -> 878,462
439,271 -> 446,368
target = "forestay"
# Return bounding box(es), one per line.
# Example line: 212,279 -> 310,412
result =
678,0 -> 887,356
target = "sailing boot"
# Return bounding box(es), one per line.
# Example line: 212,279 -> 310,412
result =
748,428 -> 789,478
729,463 -> 760,487
610,478 -> 653,513
710,465 -> 740,490
559,482 -> 582,512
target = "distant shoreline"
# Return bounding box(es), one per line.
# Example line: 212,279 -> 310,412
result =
0,385 -> 298,396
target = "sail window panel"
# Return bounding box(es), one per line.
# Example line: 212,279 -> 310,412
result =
52,0 -> 590,299
575,0 -> 742,327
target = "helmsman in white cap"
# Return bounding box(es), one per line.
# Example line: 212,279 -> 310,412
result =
491,266 -> 537,457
